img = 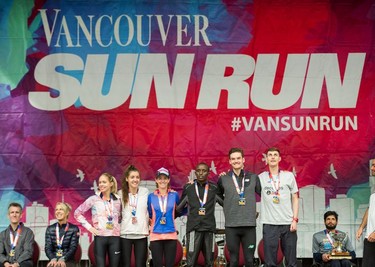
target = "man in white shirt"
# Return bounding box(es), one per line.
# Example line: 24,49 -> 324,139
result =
356,158 -> 375,267
258,147 -> 299,267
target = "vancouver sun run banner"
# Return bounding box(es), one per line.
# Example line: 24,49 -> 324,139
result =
0,0 -> 374,259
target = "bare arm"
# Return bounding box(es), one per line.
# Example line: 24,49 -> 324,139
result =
356,207 -> 369,240
290,192 -> 299,231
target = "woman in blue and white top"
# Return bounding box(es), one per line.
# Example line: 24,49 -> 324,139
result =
148,167 -> 180,267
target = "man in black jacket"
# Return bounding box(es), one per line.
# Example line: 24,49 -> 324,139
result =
0,203 -> 34,267
177,162 -> 223,267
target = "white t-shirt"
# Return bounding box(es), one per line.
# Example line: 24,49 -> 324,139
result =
259,170 -> 298,225
366,193 -> 375,238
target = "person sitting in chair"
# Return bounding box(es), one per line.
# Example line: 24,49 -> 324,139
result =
312,211 -> 356,267
0,203 -> 34,267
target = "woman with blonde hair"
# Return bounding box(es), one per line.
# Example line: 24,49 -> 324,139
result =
74,173 -> 122,267
118,165 -> 149,267
45,202 -> 80,267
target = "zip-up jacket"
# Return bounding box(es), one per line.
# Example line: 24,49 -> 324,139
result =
177,180 -> 223,233
45,222 -> 80,262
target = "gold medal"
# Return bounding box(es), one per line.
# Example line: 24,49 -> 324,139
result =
56,249 -> 63,257
198,207 -> 206,215
9,249 -> 15,256
239,198 -> 246,206
106,221 -> 114,229
273,195 -> 280,204
160,217 -> 167,224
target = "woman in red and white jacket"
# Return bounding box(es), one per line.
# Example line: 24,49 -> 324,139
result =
74,173 -> 122,267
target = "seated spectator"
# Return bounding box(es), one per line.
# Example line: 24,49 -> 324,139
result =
312,211 -> 355,267
0,202 -> 34,267
45,202 -> 80,267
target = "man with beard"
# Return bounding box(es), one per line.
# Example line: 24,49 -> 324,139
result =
312,211 -> 356,267
356,158 -> 375,267
177,162 -> 223,267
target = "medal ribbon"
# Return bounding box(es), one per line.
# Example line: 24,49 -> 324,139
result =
232,172 -> 245,198
195,182 -> 209,208
157,191 -> 168,216
9,224 -> 21,251
129,193 -> 138,217
56,223 -> 70,249
324,230 -> 336,247
269,171 -> 280,195
103,194 -> 114,221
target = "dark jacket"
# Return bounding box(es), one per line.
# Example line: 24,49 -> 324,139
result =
0,223 -> 34,265
45,222 -> 80,262
177,181 -> 223,233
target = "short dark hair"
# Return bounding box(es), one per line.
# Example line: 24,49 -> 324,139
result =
8,202 -> 23,212
324,211 -> 338,221
228,147 -> 244,158
267,147 -> 281,156
196,162 -> 209,170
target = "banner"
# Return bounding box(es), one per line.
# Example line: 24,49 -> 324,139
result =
0,0 -> 374,259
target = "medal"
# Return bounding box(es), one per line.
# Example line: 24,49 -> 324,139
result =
9,249 -> 15,256
56,223 -> 69,258
106,221 -> 114,229
103,194 -> 115,230
269,171 -> 281,203
198,207 -> 206,215
56,249 -> 63,257
9,224 -> 21,257
195,182 -> 209,215
158,192 -> 168,225
129,193 -> 138,224
232,172 -> 246,206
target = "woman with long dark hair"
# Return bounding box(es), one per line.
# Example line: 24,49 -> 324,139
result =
118,165 -> 149,267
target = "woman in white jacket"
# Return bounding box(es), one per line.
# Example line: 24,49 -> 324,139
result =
118,165 -> 149,267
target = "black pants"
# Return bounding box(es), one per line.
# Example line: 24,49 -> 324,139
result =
320,260 -> 352,267
94,236 -> 121,267
263,224 -> 297,267
121,237 -> 148,267
150,239 -> 177,267
362,238 -> 375,267
225,226 -> 256,267
186,231 -> 215,267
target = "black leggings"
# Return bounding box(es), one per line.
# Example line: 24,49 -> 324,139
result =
94,236 -> 121,267
225,226 -> 256,267
150,239 -> 177,267
121,237 -> 148,267
362,238 -> 375,267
